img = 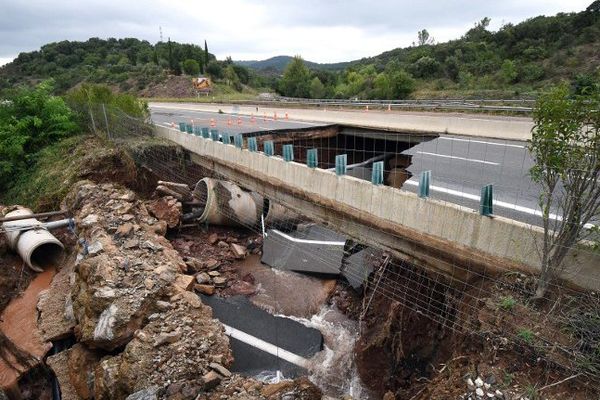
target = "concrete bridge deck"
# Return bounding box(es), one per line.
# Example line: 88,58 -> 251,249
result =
155,125 -> 600,291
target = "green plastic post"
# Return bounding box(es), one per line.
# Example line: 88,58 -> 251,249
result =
283,144 -> 294,162
480,184 -> 493,216
185,123 -> 193,134
419,170 -> 431,198
201,127 -> 209,138
307,149 -> 318,168
210,129 -> 219,141
222,134 -> 231,145
248,137 -> 257,152
264,141 -> 274,156
234,135 -> 243,149
335,154 -> 347,176
178,122 -> 186,132
193,126 -> 202,136
371,161 -> 384,185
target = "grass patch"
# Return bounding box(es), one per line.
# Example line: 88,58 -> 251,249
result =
517,328 -> 535,344
1,135 -> 136,211
499,296 -> 517,310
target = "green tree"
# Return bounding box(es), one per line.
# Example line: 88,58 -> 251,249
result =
0,80 -> 78,189
410,56 -> 440,78
309,77 -> 326,99
500,59 -> 518,83
278,56 -> 311,98
182,59 -> 200,76
388,70 -> 416,99
206,60 -> 223,79
528,84 -> 600,300
223,65 -> 242,90
416,29 -> 435,46
204,40 -> 209,69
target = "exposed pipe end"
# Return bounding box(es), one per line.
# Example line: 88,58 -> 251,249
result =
17,229 -> 65,272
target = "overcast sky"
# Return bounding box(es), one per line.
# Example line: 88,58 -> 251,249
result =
0,0 -> 592,66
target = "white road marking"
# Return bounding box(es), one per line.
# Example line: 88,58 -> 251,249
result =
439,136 -> 525,149
416,151 -> 500,166
223,324 -> 309,368
404,180 -> 595,228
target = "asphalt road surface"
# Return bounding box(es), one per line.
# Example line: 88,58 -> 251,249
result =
150,104 -> 552,227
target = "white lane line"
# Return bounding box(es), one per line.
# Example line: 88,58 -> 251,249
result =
404,180 -> 595,228
223,324 -> 309,368
271,229 -> 346,246
439,136 -> 526,149
416,151 -> 500,166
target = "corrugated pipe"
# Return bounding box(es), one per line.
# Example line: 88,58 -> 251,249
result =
2,208 -> 69,272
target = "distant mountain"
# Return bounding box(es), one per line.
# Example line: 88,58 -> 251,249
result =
235,56 -> 349,73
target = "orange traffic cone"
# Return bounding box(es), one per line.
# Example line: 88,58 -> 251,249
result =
274,112 -> 278,121
227,118 -> 232,126
263,113 -> 267,122
250,114 -> 256,124
365,105 -> 369,112
387,104 -> 391,112
210,118 -> 216,127
285,112 -> 289,120
237,117 -> 242,125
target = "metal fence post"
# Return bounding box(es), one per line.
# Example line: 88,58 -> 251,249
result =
234,135 -> 244,149
264,141 -> 274,156
102,104 -> 110,140
283,144 -> 294,162
248,137 -> 257,152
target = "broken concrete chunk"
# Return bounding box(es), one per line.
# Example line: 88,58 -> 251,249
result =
208,233 -> 219,245
146,196 -> 182,228
202,370 -> 222,390
125,386 -> 160,400
87,241 -> 104,256
196,272 -> 211,284
194,284 -> 215,296
153,329 -> 182,347
209,362 -> 231,378
174,274 -> 195,291
212,277 -> 227,287
116,222 -> 134,237
230,243 -> 247,259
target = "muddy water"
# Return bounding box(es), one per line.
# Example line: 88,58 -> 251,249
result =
232,255 -> 372,399
0,268 -> 55,388
234,254 -> 337,318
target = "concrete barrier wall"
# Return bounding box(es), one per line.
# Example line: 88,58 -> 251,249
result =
155,126 -> 600,290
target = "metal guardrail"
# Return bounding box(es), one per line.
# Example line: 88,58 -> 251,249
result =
240,96 -> 535,113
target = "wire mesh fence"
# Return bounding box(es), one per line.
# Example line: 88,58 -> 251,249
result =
90,103 -> 600,384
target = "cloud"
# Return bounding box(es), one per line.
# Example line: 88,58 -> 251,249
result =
0,0 -> 592,64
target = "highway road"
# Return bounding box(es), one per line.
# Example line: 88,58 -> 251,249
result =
150,104 -> 550,227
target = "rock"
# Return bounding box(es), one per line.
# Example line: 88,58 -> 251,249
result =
213,277 -> 227,287
146,196 -> 182,229
261,377 -> 322,399
196,272 -> 211,284
37,264 -> 76,341
383,392 -> 395,400
174,274 -> 195,291
208,271 -> 221,277
217,241 -> 229,248
67,343 -> 101,399
208,233 -> 219,245
123,238 -> 138,249
153,329 -> 182,347
194,284 -> 215,296
205,258 -> 219,270
467,378 -> 475,390
116,222 -> 134,237
80,214 -> 98,227
476,388 -> 484,397
202,370 -> 222,390
223,280 -> 256,296
126,386 -> 160,400
47,350 -> 79,400
475,377 -> 484,388
87,241 -> 104,256
230,243 -> 247,259
209,362 -> 232,378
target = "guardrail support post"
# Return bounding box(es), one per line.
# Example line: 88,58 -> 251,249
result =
201,127 -> 209,139
222,134 -> 232,145
264,141 -> 274,156
234,135 -> 243,149
179,122 -> 186,132
193,126 -> 202,136
283,144 -> 294,162
210,129 -> 219,141
185,123 -> 193,134
480,184 -> 493,216
248,137 -> 257,152
419,170 -> 431,198
307,148 -> 318,168
335,154 -> 347,176
371,161 -> 384,185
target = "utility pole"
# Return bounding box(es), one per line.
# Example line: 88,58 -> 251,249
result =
159,26 -> 163,42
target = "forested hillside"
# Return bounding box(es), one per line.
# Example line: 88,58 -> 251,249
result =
1,2 -> 599,99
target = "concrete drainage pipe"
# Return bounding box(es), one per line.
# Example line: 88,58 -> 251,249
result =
263,199 -> 301,229
2,208 -> 65,272
193,178 -> 263,227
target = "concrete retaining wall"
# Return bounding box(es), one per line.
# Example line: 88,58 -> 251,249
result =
155,125 -> 600,291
